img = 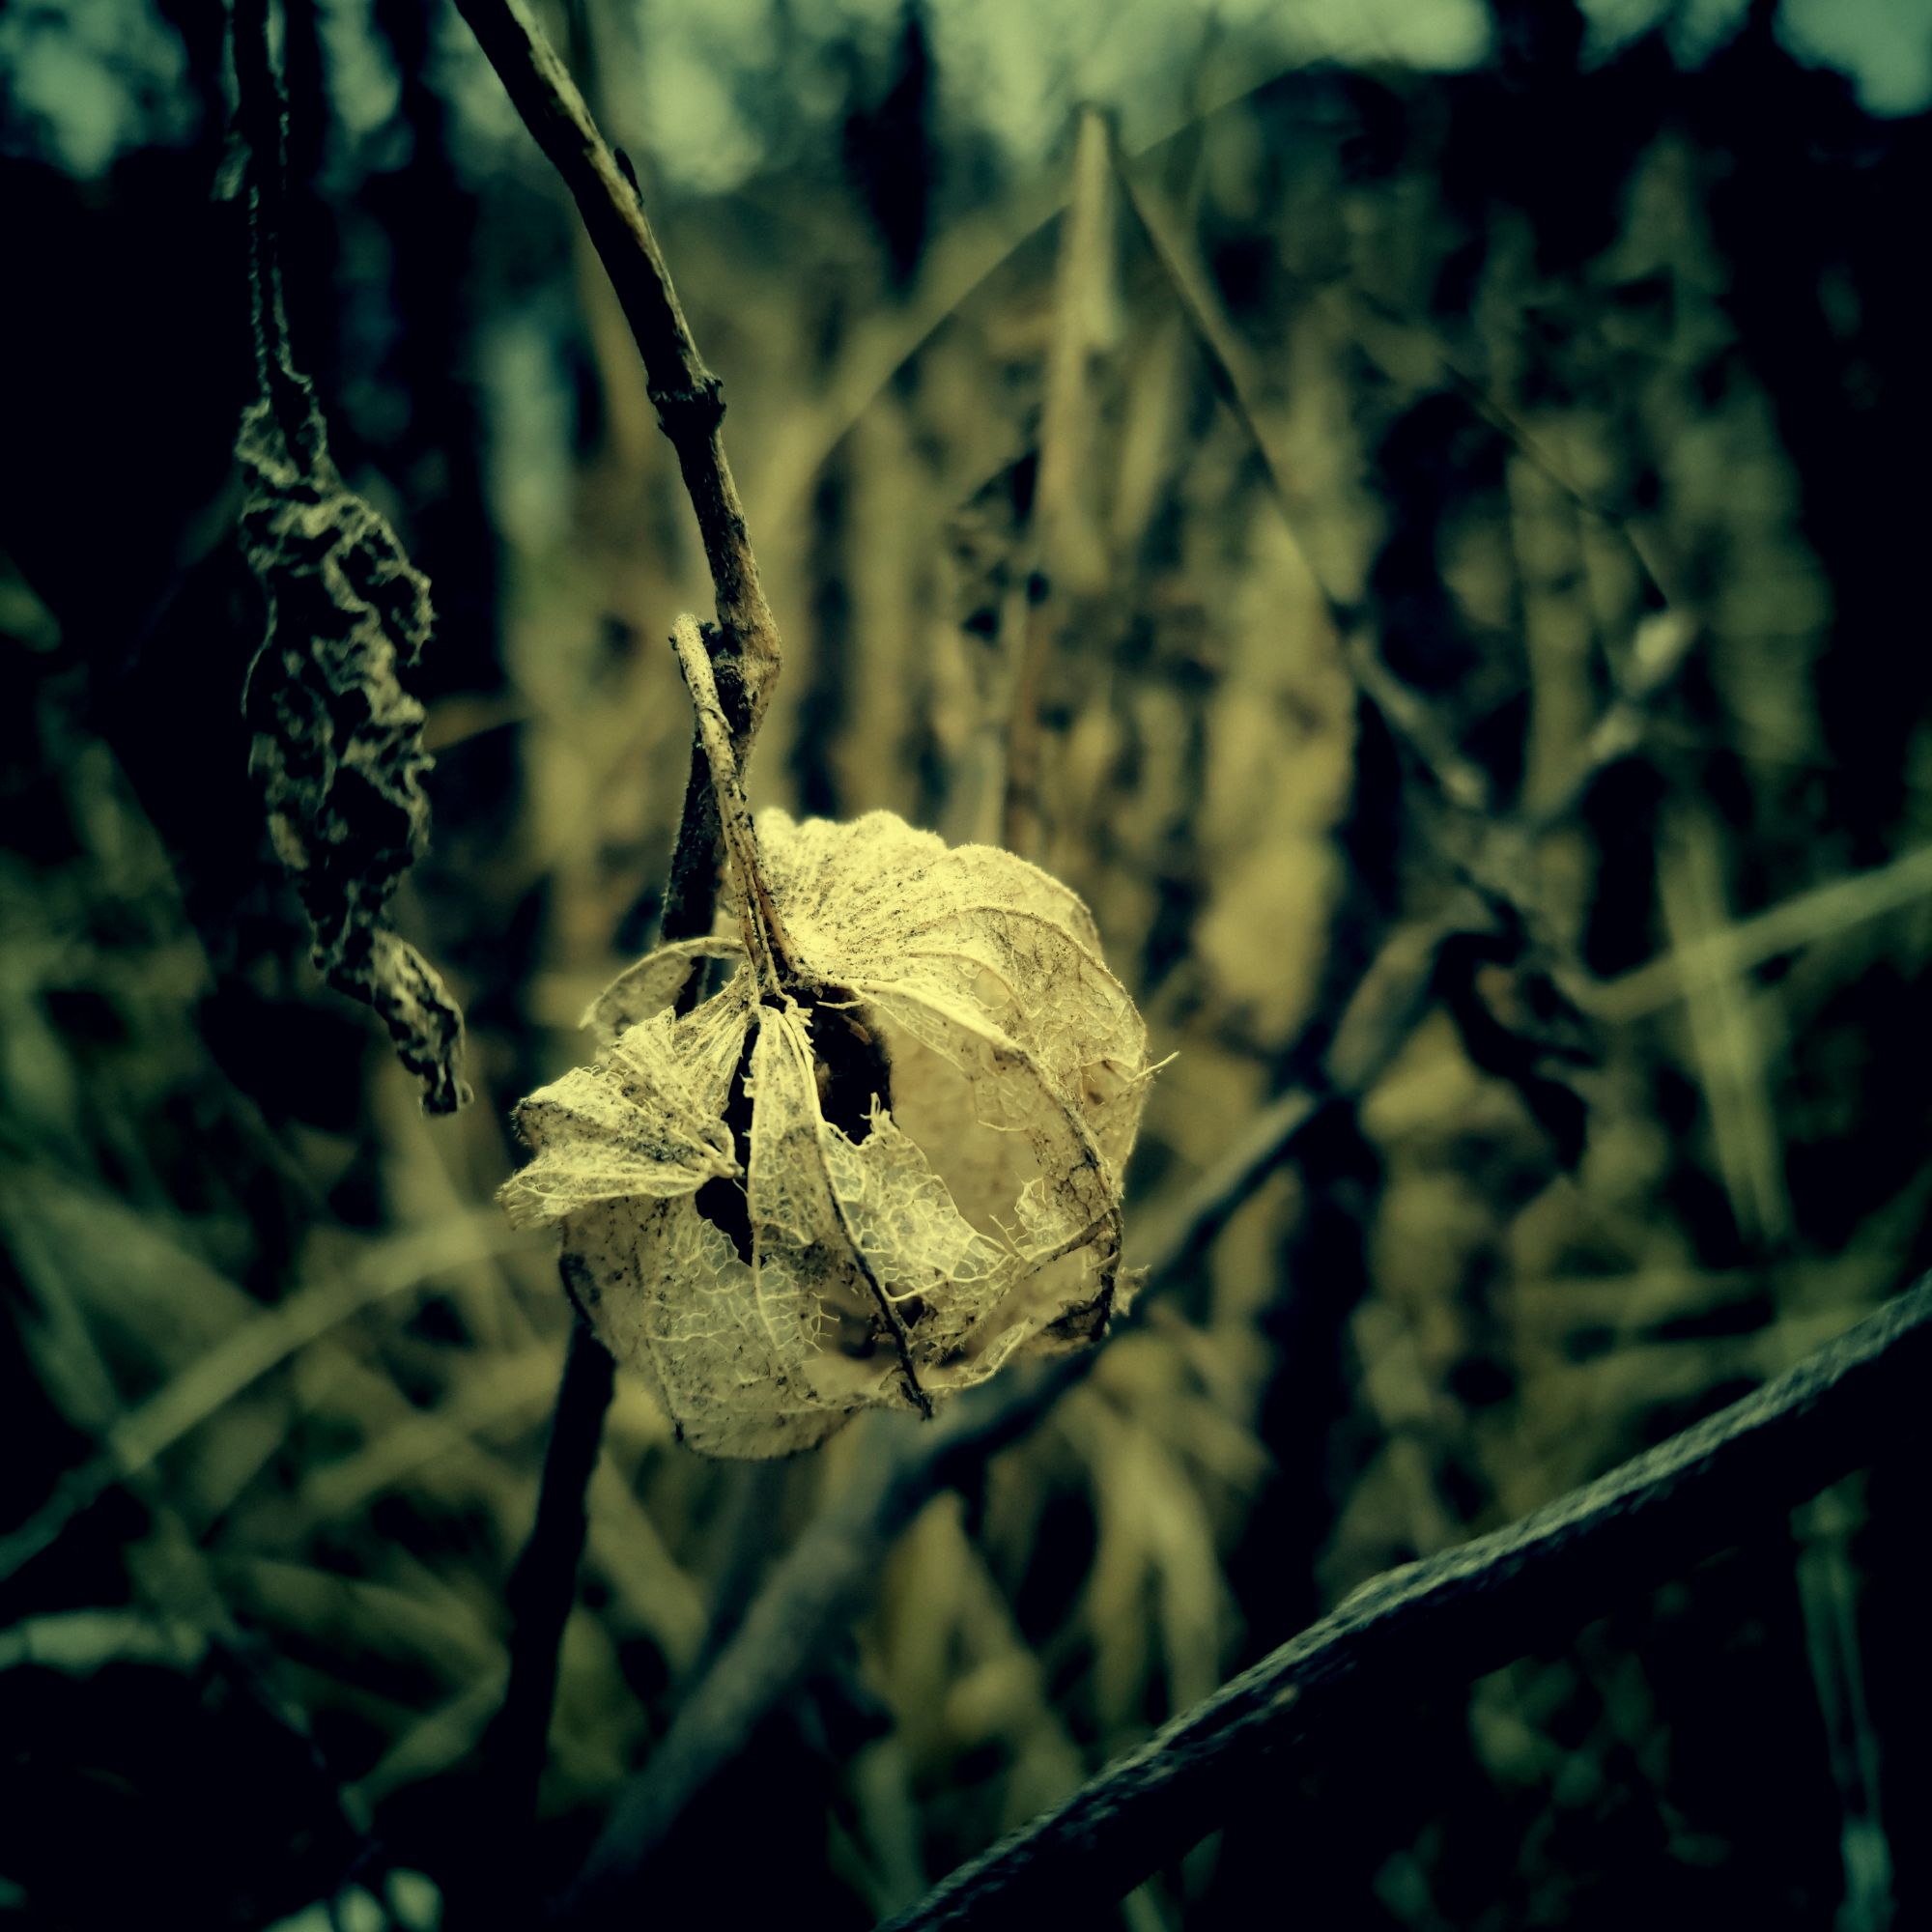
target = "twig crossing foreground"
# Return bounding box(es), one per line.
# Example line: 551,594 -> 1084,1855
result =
879,1276 -> 1932,1929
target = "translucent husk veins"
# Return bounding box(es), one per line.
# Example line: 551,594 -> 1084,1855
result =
500,627 -> 1156,1457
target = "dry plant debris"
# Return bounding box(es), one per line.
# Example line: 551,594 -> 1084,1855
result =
503,622 -> 1155,1456
237,387 -> 469,1115
234,71 -> 470,1115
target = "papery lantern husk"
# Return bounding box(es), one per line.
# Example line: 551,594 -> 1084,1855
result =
500,626 -> 1156,1457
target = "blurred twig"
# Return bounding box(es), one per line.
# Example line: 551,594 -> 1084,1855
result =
0,1173 -> 396,1921
1112,148 -> 1491,816
1794,1478 -> 1896,1932
1354,291 -> 1687,615
1002,104 -> 1117,858
0,1208 -> 515,1583
1116,150 -> 1693,883
752,42 -> 1405,538
1586,839 -> 1932,1023
878,1275 -> 1932,1930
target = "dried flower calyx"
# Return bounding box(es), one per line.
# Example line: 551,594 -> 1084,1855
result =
501,620 -> 1157,1457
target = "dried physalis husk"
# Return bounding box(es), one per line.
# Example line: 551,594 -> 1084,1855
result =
500,622 -> 1157,1457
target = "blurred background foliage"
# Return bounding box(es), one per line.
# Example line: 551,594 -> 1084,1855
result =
5,0 -> 1932,1925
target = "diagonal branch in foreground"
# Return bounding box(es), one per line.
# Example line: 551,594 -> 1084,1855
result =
879,1274 -> 1932,1930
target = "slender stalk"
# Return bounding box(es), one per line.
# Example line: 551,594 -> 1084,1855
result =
451,0 -> 786,967
449,0 -> 791,1894
450,0 -> 780,704
881,1275 -> 1932,1930
1003,104 -> 1116,857
462,1315 -> 615,1917
668,613 -> 801,994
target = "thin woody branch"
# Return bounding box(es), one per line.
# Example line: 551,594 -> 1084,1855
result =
445,0 -> 793,1906
453,0 -> 782,955
469,1314 -> 614,1891
881,1274 -> 1932,1930
450,0 -> 780,712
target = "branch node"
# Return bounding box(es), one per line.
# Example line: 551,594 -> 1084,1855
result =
648,373 -> 726,437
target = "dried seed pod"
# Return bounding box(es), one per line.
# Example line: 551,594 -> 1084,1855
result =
501,622 -> 1155,1457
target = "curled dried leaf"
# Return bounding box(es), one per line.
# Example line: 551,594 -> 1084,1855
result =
237,216 -> 469,1114
502,625 -> 1156,1456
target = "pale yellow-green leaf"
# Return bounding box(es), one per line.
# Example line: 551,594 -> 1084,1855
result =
582,934 -> 744,1043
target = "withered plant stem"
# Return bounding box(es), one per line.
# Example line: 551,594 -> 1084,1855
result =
1113,155 -> 1493,817
451,0 -> 780,713
465,1316 -> 614,1926
668,613 -> 803,993
452,0 -> 783,957
450,0 -> 792,1909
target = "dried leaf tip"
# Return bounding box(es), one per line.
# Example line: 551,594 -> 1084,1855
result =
501,647 -> 1157,1454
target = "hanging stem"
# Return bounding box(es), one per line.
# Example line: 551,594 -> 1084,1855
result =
447,0 -> 794,1908
669,613 -> 807,999
451,0 -> 781,705
454,0 -> 787,972
233,0 -> 311,457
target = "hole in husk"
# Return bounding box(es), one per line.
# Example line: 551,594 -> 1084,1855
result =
693,1029 -> 758,1263
807,986 -> 892,1144
690,988 -> 895,1266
